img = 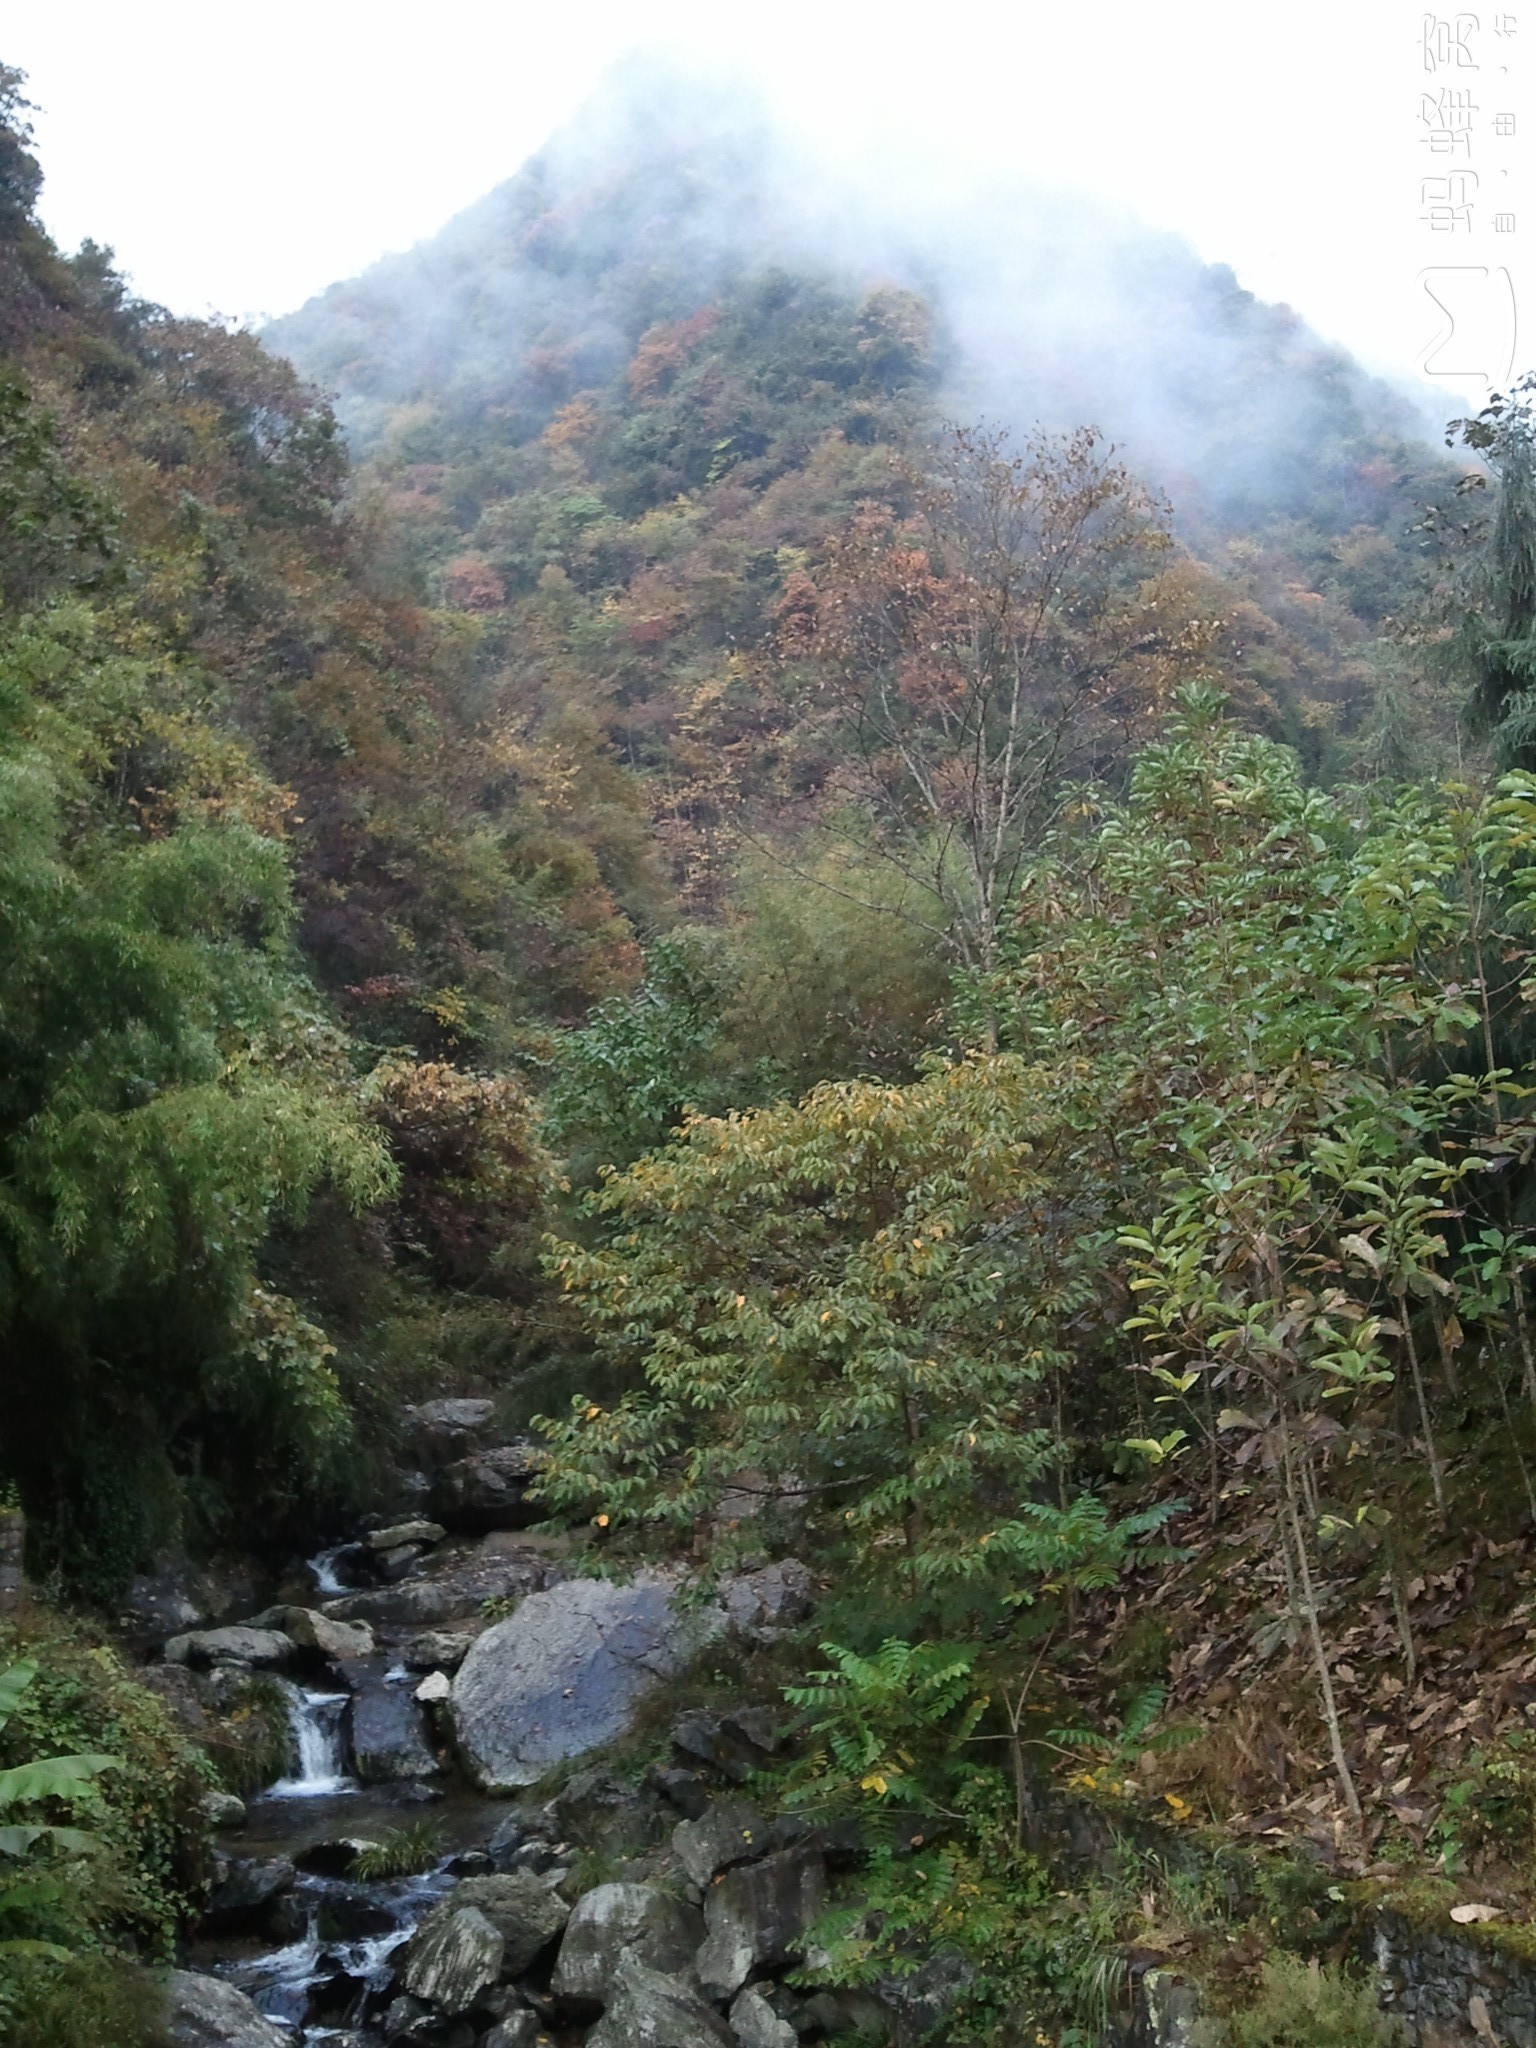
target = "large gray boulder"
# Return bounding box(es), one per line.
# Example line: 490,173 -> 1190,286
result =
695,1846 -> 828,2001
428,1872 -> 571,1976
342,1655 -> 441,1781
672,1798 -> 768,1889
322,1535 -> 557,1631
163,1626 -> 293,1670
404,1397 -> 498,1469
553,1882 -> 705,2005
123,1556 -> 265,1652
585,1956 -> 734,2048
554,1766 -> 668,1859
282,1606 -> 375,1660
403,1628 -> 476,1672
200,1855 -> 295,1935
166,1970 -> 290,2047
451,1573 -> 722,1791
367,1519 -> 446,1552
403,1903 -> 504,2014
431,1442 -> 545,1532
120,1561 -> 208,1646
730,1985 -> 799,2048
720,1559 -> 813,1633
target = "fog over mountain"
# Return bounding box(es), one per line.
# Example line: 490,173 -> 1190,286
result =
268,56 -> 1442,536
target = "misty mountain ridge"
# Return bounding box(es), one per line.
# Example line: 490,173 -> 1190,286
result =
267,54 -> 1439,537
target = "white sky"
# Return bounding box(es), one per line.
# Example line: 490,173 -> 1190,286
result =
6,1 -> 1532,409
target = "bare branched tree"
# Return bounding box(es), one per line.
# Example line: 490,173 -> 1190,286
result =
777,422 -> 1185,970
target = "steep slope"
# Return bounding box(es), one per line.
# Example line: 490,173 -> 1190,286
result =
266,58 -> 1457,832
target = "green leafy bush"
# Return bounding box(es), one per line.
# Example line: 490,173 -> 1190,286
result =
0,1622 -> 206,2045
1217,1957 -> 1399,2048
0,1621 -> 209,1958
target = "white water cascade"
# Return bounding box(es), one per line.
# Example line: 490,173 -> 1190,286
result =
307,1546 -> 351,1597
267,1683 -> 354,1799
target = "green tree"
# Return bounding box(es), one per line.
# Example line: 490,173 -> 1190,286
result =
538,1050 -> 1163,1624
0,606 -> 393,1590
1447,375 -> 1536,766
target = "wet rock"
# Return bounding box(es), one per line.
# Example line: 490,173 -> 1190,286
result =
672,1798 -> 768,1888
404,1397 -> 498,1470
651,1766 -> 713,1820
670,1709 -> 776,1784
403,1629 -> 476,1672
164,1625 -> 294,1670
498,1838 -> 565,1877
444,1848 -> 495,1878
314,1884 -> 400,1942
723,1706 -> 785,1756
200,1854 -> 295,1935
120,1559 -> 209,1645
878,1949 -> 975,2041
392,1778 -> 446,1805
379,1993 -> 430,2039
487,1814 -> 525,1871
123,1556 -> 265,1653
481,2017 -> 544,2048
1141,1968 -> 1202,2048
167,1968 -> 291,2047
553,1882 -> 706,2006
431,1442 -> 545,1533
342,1654 -> 442,1781
369,1519 -> 446,1551
422,1872 -> 571,1977
294,1835 -> 373,1876
380,1543 -> 427,1582
137,1662 -> 215,1742
553,1766 -> 668,1859
322,1539 -> 372,1587
323,1537 -> 556,1632
798,1988 -> 890,2040
282,1605 -> 376,1660
765,1810 -> 863,1869
201,1789 -> 247,1830
262,1889 -> 311,1945
695,1846 -> 828,2001
452,1572 -> 721,1791
720,1559 -> 814,1633
730,1984 -> 800,2048
585,1955 -> 734,2048
403,1902 -> 504,2014
305,1960 -> 373,2027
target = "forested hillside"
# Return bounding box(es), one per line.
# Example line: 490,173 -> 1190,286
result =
7,49 -> 1536,2048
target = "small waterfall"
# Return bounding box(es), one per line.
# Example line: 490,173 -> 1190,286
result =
219,1869 -> 453,2038
267,1684 -> 354,1799
308,1545 -> 351,1597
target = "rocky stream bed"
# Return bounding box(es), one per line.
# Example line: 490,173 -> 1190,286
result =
129,1399 -> 1536,2048
136,1399 -> 838,2048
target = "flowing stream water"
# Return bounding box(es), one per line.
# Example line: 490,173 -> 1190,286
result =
306,1546 -> 352,1598
193,1539 -> 514,2037
215,1866 -> 454,2037
195,1697 -> 501,2040
267,1684 -> 354,1800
